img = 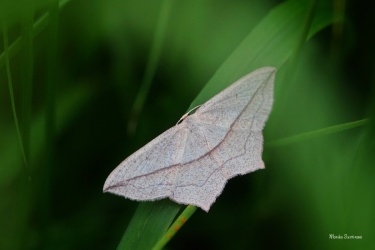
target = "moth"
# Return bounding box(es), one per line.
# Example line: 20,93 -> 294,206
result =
104,67 -> 276,211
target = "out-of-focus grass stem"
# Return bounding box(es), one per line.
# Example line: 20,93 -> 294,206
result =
21,9 -> 34,176
127,0 -> 173,135
2,21 -> 29,175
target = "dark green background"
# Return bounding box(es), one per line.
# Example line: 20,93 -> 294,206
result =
1,0 -> 374,249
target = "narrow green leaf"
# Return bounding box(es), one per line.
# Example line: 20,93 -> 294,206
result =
152,205 -> 197,250
190,0 -> 335,108
21,8 -> 34,174
117,200 -> 181,250
268,119 -> 369,147
2,21 -> 28,175
127,0 -> 174,135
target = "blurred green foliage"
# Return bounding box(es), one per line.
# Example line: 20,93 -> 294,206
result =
0,0 -> 374,249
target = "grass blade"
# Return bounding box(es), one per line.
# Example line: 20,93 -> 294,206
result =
2,21 -> 29,175
152,205 -> 197,250
116,201 -> 181,250
21,8 -> 34,174
268,119 -> 369,147
127,0 -> 173,135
